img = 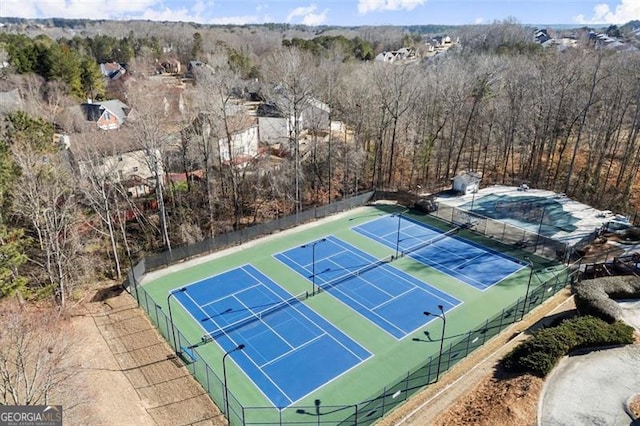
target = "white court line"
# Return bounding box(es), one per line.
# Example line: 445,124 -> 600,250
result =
260,333 -> 326,368
454,252 -> 487,270
200,282 -> 262,309
233,294 -> 296,351
370,285 -> 419,311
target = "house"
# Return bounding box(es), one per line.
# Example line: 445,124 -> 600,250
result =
157,58 -> 181,75
99,62 -> 126,80
80,99 -> 130,130
374,48 -> 416,64
181,112 -> 259,167
218,115 -> 259,166
302,97 -> 330,134
71,135 -> 164,198
452,171 -> 482,195
185,60 -> 210,78
534,29 -> 551,44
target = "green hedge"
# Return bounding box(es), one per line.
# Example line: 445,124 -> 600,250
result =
502,316 -> 635,377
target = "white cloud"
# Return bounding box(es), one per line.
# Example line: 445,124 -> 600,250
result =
210,15 -> 261,25
302,10 -> 327,26
287,5 -> 316,22
0,0 -> 265,26
1,0 -> 165,20
286,4 -> 327,26
474,17 -> 484,24
358,0 -> 425,15
574,0 -> 640,24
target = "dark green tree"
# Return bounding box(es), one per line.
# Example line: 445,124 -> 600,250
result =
0,226 -> 29,297
80,55 -> 105,100
191,32 -> 204,60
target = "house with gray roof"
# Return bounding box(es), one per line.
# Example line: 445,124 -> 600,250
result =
80,99 -> 130,130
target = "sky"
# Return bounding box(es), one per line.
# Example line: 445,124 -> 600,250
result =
1,0 -> 640,27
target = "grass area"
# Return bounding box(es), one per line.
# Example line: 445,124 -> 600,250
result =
138,204 -> 566,423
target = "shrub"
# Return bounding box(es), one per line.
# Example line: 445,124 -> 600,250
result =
502,315 -> 635,377
573,276 -> 640,322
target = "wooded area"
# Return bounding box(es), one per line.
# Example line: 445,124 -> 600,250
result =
0,18 -> 639,313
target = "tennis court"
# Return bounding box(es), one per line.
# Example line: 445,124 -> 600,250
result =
353,215 -> 525,290
274,235 -> 461,339
172,264 -> 371,408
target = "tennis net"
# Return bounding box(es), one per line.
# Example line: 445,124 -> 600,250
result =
315,254 -> 394,295
401,226 -> 461,257
206,291 -> 308,339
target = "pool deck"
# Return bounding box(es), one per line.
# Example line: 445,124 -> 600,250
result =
434,185 -> 615,249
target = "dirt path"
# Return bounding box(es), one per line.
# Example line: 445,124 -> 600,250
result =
377,289 -> 576,426
65,286 -> 225,426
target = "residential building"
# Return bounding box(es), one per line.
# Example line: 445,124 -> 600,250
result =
99,62 -> 126,81
80,99 -> 130,130
70,135 -> 164,198
218,114 -> 259,165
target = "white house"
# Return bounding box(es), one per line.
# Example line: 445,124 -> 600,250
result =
218,115 -> 259,165
258,115 -> 291,146
452,171 -> 482,195
72,136 -> 164,198
257,96 -> 331,145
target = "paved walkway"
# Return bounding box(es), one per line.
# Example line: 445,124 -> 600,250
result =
539,344 -> 640,426
539,298 -> 640,426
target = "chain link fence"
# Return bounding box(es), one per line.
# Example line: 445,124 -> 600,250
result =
430,202 -> 599,263
121,191 -> 578,425
140,191 -> 375,272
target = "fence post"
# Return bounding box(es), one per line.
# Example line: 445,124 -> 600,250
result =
164,313 -> 171,345
381,386 -> 387,417
354,404 -> 358,425
465,331 -> 472,356
481,319 -> 489,344
427,355 -> 432,384
205,361 -> 211,393
498,308 -> 505,329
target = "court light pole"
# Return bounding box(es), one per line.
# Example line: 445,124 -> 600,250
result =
301,238 -> 326,296
167,287 -> 186,352
423,305 -> 446,382
223,344 -> 245,420
533,207 -> 546,254
395,209 -> 409,259
521,257 -> 535,321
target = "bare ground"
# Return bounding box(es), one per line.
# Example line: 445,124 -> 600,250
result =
63,284 -> 225,426
377,289 -> 576,426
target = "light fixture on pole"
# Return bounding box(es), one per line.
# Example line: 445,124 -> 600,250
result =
521,256 -> 535,321
301,238 -> 326,296
423,305 -> 446,382
223,344 -> 245,420
167,287 -> 186,352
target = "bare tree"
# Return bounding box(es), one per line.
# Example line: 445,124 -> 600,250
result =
8,123 -> 83,307
261,48 -> 318,213
125,81 -> 175,252
0,299 -> 78,405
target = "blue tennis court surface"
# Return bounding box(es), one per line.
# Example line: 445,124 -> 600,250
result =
353,215 -> 525,290
172,265 -> 371,408
275,236 -> 461,339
